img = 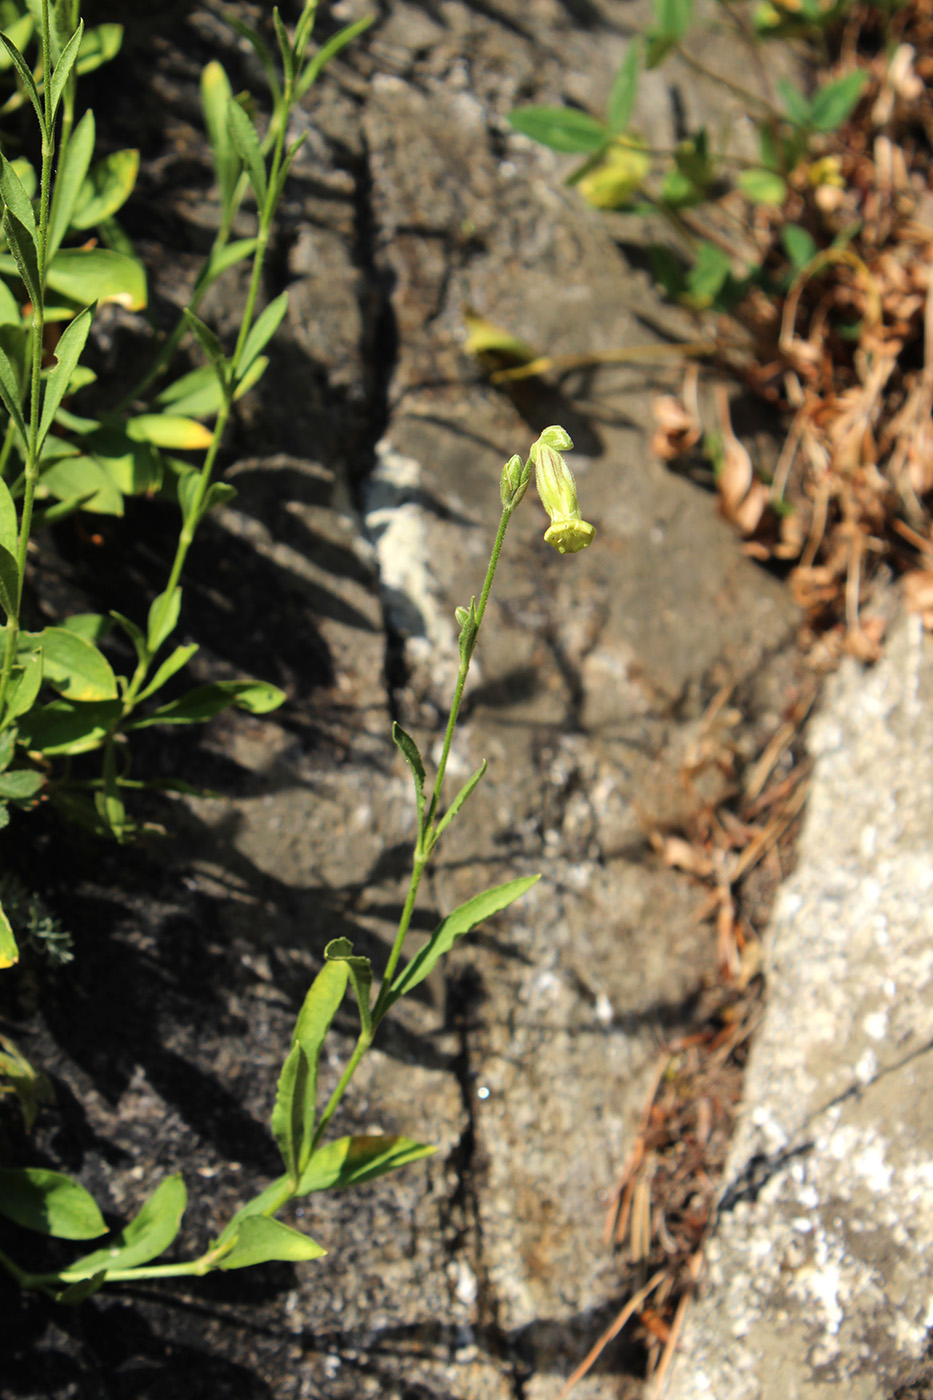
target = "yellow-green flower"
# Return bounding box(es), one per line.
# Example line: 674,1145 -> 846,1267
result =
530,427 -> 596,555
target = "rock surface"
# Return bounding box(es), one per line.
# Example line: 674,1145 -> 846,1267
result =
0,4 -> 846,1400
665,613 -> 933,1400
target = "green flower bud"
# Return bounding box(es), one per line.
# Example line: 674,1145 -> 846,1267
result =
501,453 -> 531,508
529,426 -> 596,555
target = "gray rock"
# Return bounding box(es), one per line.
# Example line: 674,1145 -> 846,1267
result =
665,613 -> 933,1400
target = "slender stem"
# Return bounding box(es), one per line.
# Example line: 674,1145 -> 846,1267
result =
311,1028 -> 371,1150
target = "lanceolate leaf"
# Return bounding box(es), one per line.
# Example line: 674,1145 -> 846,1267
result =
508,106 -> 608,154
134,643 -> 198,703
0,1167 -> 107,1239
218,1215 -> 325,1270
392,722 -> 426,836
237,291 -> 288,379
128,679 -> 286,727
808,70 -> 868,132
295,14 -> 375,100
49,22 -> 84,123
324,938 -> 373,1038
0,32 -> 45,135
47,109 -> 96,259
432,760 -> 487,843
0,476 -> 16,556
0,155 -> 38,244
388,876 -> 541,1004
61,1175 -> 188,1280
227,98 -> 267,207
296,1135 -> 436,1194
271,959 -> 349,1180
0,335 -> 27,446
3,209 -> 40,311
38,305 -> 94,452
607,41 -> 641,135
147,586 -> 181,654
200,61 -> 240,219
0,542 -> 19,621
70,147 -> 139,230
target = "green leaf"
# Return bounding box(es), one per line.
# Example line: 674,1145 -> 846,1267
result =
0,541 -> 19,620
808,69 -> 868,132
295,14 -> 375,100
48,21 -> 83,122
56,1272 -> 107,1304
3,209 -> 40,311
737,168 -> 788,205
38,304 -> 93,452
782,223 -> 818,270
125,414 -> 213,451
606,41 -> 640,135
237,291 -> 288,379
198,481 -> 236,518
227,98 -> 267,207
147,587 -> 181,654
47,109 -> 95,260
296,1135 -> 436,1194
197,236 -> 258,294
0,727 -> 14,772
432,760 -> 487,842
39,453 -> 123,516
129,679 -> 286,728
646,0 -> 693,64
0,900 -> 18,968
272,959 -> 349,1180
18,697 -> 121,756
224,18 -> 280,110
0,155 -> 38,246
0,333 -> 27,447
0,31 -> 45,135
75,22 -> 122,77
61,611 -> 111,642
183,308 -> 226,373
0,277 -> 22,327
218,1214 -> 325,1271
685,241 -> 733,306
46,247 -> 146,311
3,648 -> 42,723
777,77 -> 813,126
0,15 -> 34,72
61,1175 -> 187,1280
0,1167 -> 107,1239
0,767 -> 45,801
154,354 -> 266,419
32,625 -> 117,701
134,643 -> 198,703
392,722 -> 426,836
70,147 -> 139,231
272,8 -> 295,85
388,876 -> 541,1003
201,61 -> 240,219
324,938 -> 373,1038
110,610 -> 147,667
508,105 -> 608,154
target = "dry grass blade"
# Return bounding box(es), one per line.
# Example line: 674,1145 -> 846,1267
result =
553,1269 -> 669,1400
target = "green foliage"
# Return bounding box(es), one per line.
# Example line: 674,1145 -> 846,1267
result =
505,0 -> 872,311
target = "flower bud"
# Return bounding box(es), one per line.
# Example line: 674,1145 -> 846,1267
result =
530,427 -> 596,555
501,453 -> 530,508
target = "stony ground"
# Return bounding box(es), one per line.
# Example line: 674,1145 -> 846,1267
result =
5,3 -> 927,1399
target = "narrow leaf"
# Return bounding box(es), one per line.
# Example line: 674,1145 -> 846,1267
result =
271,1040 -> 309,1181
200,60 -> 240,218
0,32 -> 45,135
508,106 -> 609,154
297,1135 -> 436,1194
808,70 -> 868,132
324,938 -> 373,1038
0,1167 -> 107,1239
273,959 -> 350,1178
183,308 -> 226,371
128,679 -> 286,727
134,643 -> 198,703
62,1175 -> 188,1280
607,42 -> 640,135
0,155 -> 38,244
433,760 -> 487,842
0,334 -> 27,446
147,586 -> 181,654
3,209 -> 40,311
237,291 -> 288,379
49,21 -> 84,122
0,476 -> 16,555
125,414 -> 213,451
0,542 -> 19,620
272,8 -> 295,85
218,1215 -> 325,1270
392,722 -> 426,835
389,876 -> 541,1002
227,99 -> 267,207
38,304 -> 94,452
47,109 -> 96,260
295,14 -> 375,100
69,147 -> 139,231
